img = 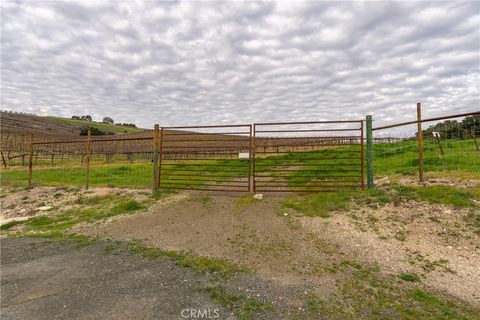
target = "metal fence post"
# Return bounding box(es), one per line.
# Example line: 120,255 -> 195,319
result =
27,133 -> 33,189
366,115 -> 374,189
85,127 -> 92,190
252,124 -> 256,194
157,128 -> 164,189
416,103 -> 424,182
152,124 -> 160,192
360,120 -> 365,189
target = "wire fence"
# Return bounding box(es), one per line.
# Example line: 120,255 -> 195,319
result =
372,108 -> 480,181
1,106 -> 479,192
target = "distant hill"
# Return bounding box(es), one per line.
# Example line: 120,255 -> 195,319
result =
0,111 -> 146,138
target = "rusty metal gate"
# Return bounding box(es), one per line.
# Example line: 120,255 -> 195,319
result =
253,120 -> 364,192
158,124 -> 252,192
157,121 -> 364,193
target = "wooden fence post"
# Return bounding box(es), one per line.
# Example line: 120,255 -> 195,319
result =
434,133 -> 444,155
152,124 -> 160,192
85,127 -> 92,190
473,128 -> 479,151
366,115 -> 374,189
27,134 -> 33,189
416,103 -> 424,182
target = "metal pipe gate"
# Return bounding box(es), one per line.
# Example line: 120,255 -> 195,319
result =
157,120 -> 365,193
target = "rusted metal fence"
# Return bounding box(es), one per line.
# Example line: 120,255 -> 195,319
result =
253,121 -> 365,192
157,125 -> 252,192
2,120 -> 369,193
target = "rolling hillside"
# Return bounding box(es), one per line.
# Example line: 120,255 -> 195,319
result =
0,112 -> 146,137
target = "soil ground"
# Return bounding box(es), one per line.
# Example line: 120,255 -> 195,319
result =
1,186 -> 479,319
80,191 -> 480,307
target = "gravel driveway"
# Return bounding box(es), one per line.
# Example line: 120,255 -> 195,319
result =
1,237 -> 233,320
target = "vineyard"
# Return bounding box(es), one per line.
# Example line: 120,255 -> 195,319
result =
1,109 -> 479,192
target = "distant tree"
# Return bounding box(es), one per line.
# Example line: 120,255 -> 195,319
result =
102,117 -> 114,125
71,116 -> 80,120
115,123 -> 137,128
79,126 -> 114,136
421,115 -> 480,140
80,115 -> 92,122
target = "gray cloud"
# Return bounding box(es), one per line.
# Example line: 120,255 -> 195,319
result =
1,0 -> 479,130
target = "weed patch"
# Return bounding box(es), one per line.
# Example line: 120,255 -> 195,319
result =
204,286 -> 273,320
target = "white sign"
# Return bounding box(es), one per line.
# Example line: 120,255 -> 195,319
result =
432,132 -> 441,138
238,152 -> 250,159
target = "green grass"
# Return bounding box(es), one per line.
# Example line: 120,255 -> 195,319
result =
374,139 -> 480,177
0,220 -> 24,231
124,241 -> 244,279
1,159 -> 249,190
283,184 -> 479,218
204,286 -> 273,320
2,139 -> 478,192
283,190 -> 355,217
399,273 -> 421,282
111,199 -> 144,214
12,197 -> 146,233
44,116 -> 144,133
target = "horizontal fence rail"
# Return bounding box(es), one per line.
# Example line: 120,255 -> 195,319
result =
253,121 -> 365,193
157,125 -> 252,192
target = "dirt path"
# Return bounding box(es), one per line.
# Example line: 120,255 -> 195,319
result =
81,191 -> 480,308
80,193 -> 337,291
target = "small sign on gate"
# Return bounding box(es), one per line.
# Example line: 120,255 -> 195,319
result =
238,152 -> 250,159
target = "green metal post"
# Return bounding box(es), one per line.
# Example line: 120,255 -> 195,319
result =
152,124 -> 160,192
366,115 -> 374,189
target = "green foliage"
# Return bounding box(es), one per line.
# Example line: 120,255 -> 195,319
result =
283,191 -> 354,217
421,115 -> 480,140
16,196 -> 146,234
282,184 -> 478,219
110,199 -> 144,214
414,185 -> 476,208
45,116 -> 142,133
373,139 -> 480,177
204,286 -> 273,320
399,273 -> 421,282
0,220 -> 24,231
79,126 -> 113,136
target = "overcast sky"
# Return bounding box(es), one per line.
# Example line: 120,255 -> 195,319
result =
1,0 -> 479,129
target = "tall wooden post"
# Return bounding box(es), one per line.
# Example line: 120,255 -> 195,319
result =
152,124 -> 160,192
434,133 -> 444,155
416,103 -> 424,182
85,127 -> 92,190
366,115 -> 374,189
27,134 -> 34,189
1,151 -> 6,168
473,128 -> 479,151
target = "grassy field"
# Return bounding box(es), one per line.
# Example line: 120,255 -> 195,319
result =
44,116 -> 144,133
373,138 -> 480,177
1,139 -> 478,189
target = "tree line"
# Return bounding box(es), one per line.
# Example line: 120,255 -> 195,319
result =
422,115 -> 480,139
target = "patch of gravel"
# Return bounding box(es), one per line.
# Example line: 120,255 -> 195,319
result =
300,201 -> 480,308
80,193 -> 338,291
0,186 -> 151,225
1,237 -> 330,320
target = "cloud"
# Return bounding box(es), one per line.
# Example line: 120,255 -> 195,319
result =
1,0 -> 479,131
